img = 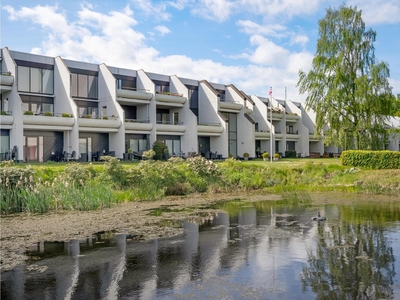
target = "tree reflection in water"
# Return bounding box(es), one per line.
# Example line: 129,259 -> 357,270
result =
301,204 -> 398,299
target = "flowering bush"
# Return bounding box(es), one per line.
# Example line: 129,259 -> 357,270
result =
186,156 -> 219,177
142,149 -> 155,160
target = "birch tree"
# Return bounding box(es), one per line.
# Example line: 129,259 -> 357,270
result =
297,5 -> 395,150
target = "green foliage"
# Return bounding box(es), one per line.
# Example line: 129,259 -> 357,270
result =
243,152 -> 249,158
341,150 -> 400,169
297,5 -> 394,150
24,111 -> 34,115
262,152 -> 269,159
285,150 -> 296,158
1,111 -> 8,115
274,153 -> 280,158
62,113 -> 72,117
44,111 -> 53,116
142,149 -> 155,160
152,140 -> 168,160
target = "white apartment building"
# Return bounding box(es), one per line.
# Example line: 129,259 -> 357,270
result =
1,47 -> 399,163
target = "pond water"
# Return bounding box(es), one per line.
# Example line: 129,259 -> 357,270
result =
1,198 -> 400,299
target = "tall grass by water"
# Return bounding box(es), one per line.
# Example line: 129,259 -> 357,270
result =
1,156 -> 399,214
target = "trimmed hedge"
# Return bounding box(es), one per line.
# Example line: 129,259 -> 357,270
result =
285,150 -> 297,158
341,150 -> 400,169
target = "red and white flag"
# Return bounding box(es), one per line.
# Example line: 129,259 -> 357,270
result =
269,87 -> 272,95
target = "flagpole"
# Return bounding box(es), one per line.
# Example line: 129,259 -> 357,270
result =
269,87 -> 273,163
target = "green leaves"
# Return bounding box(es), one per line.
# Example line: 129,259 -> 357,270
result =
298,4 -> 395,150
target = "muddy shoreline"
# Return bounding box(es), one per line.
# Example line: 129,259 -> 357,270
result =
1,191 -> 397,272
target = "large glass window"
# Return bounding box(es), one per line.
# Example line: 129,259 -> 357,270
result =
116,75 -> 136,90
17,66 -> 54,94
154,80 -> 170,94
71,72 -> 98,99
21,95 -> 54,114
157,135 -> 180,155
156,109 -> 170,124
75,100 -> 98,118
187,86 -> 199,117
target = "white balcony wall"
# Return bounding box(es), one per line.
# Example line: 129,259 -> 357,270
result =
199,81 -> 228,157
251,95 -> 274,155
55,56 -> 79,156
2,48 -> 23,161
300,124 -> 309,157
227,85 -> 255,158
99,64 -> 124,158
171,75 -> 198,154
138,70 -> 156,147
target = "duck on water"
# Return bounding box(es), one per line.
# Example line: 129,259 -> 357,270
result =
312,212 -> 326,221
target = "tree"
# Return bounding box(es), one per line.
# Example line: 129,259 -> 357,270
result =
297,5 -> 395,150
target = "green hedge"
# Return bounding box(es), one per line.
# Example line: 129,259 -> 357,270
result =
340,150 -> 400,169
285,150 -> 297,158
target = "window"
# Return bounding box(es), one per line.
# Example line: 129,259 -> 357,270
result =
75,100 -> 98,117
154,80 -> 169,94
71,71 -> 98,99
156,109 -> 170,124
21,95 -> 54,114
116,75 -> 136,90
17,66 -> 54,94
187,86 -> 199,117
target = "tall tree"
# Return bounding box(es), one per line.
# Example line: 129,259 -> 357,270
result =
297,5 -> 395,150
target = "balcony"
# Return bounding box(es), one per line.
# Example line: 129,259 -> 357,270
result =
124,119 -> 153,132
267,108 -> 284,120
0,72 -> 14,94
219,100 -> 243,113
156,92 -> 187,108
309,133 -> 321,141
255,130 -> 270,140
23,112 -> 75,130
285,112 -> 300,122
117,88 -> 152,105
156,121 -> 186,135
78,115 -> 121,132
0,111 -> 13,128
197,122 -> 223,136
286,132 -> 300,140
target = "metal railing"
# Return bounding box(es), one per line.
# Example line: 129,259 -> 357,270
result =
78,114 -> 118,120
23,111 -> 74,118
124,118 -> 150,123
156,120 -> 184,125
198,122 -> 221,127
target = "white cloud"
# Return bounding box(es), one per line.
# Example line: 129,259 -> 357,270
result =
191,0 -> 234,22
289,33 -> 309,47
348,0 -> 400,25
154,25 -> 172,36
237,20 -> 286,38
247,35 -> 291,67
130,0 -> 171,20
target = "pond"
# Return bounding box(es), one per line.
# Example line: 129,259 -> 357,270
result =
1,198 -> 400,299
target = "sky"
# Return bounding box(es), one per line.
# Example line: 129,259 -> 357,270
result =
1,0 -> 400,102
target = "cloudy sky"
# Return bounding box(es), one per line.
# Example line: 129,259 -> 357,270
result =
1,0 -> 400,101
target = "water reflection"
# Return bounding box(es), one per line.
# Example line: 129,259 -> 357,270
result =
1,200 -> 399,299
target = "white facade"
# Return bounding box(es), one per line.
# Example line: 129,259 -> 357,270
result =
1,47 -> 399,163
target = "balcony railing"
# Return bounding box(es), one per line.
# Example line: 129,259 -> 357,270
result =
198,122 -> 221,126
23,111 -> 74,118
78,114 -> 118,120
156,120 -> 183,125
125,118 -> 150,123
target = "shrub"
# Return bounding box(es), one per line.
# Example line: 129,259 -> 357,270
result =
24,111 -> 34,115
285,150 -> 296,158
143,149 -> 155,160
1,111 -> 8,115
341,150 -> 400,169
243,152 -> 249,158
102,116 -> 108,120
262,152 -> 269,159
274,153 -> 280,159
186,156 -> 219,177
127,148 -> 133,153
152,140 -> 168,160
44,111 -> 53,116
62,113 -> 72,117
85,114 -> 92,118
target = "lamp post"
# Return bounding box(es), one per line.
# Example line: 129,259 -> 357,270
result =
269,87 -> 273,163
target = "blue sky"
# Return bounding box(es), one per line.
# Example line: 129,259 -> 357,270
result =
1,0 -> 400,101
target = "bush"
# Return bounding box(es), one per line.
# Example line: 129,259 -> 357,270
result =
1,111 -> 8,115
274,153 -> 280,159
341,150 -> 400,169
243,152 -> 249,158
24,111 -> 34,115
62,113 -> 72,117
152,140 -> 168,160
285,150 -> 296,158
262,152 -> 269,159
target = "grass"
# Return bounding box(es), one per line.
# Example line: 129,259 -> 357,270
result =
1,157 -> 399,215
